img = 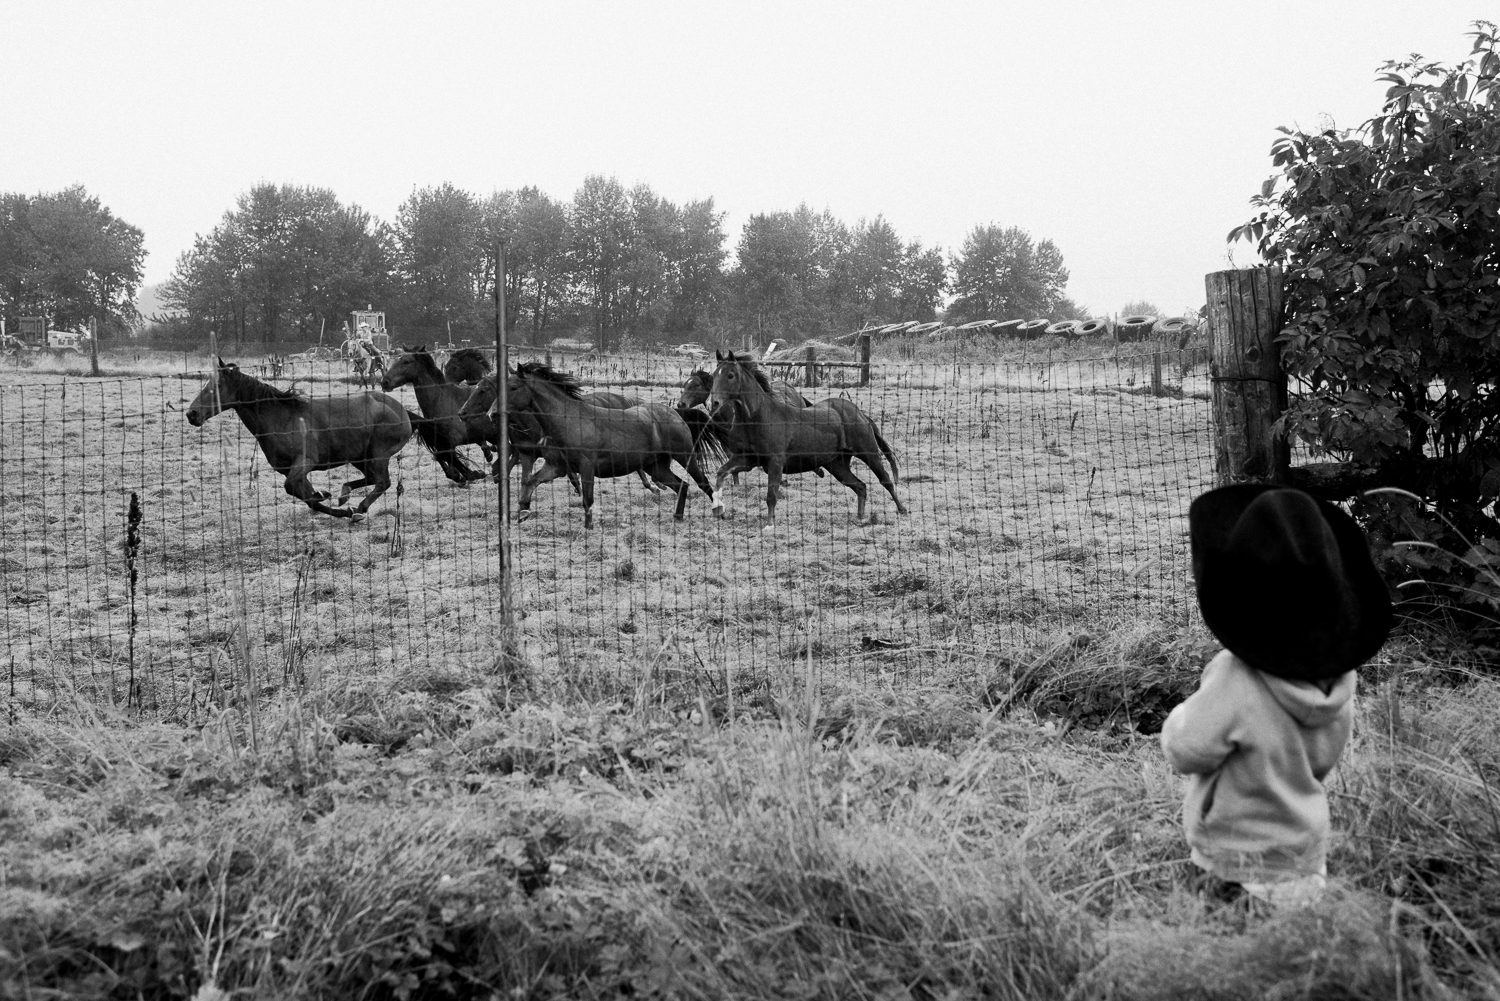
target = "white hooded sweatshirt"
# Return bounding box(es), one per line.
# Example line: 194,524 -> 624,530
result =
1160,648 -> 1356,883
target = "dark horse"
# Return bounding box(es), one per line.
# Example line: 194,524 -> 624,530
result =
459,372 -> 661,494
382,346 -> 490,483
678,368 -> 813,490
443,347 -> 491,385
708,350 -> 905,526
677,368 -> 810,410
186,359 -> 417,520
505,362 -> 726,528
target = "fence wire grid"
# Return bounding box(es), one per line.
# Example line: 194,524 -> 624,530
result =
2,346 -> 1215,719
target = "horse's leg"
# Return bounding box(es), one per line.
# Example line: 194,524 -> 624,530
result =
649,460 -> 691,520
826,456 -> 871,523
637,469 -> 660,494
286,460 -> 352,519
353,459 -> 391,516
579,460 -> 597,530
860,451 -> 908,515
764,457 -> 785,526
684,456 -> 725,519
714,455 -> 755,495
337,474 -> 374,506
518,459 -> 565,521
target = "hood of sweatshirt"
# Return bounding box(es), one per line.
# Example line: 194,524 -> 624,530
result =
1259,668 -> 1357,728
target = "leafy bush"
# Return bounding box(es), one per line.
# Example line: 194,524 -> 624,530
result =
1232,22 -> 1500,614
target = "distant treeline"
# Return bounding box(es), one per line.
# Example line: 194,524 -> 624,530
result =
0,186 -> 146,339
3,180 -> 1082,349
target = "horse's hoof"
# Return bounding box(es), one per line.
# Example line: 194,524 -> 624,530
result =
348,512 -> 365,523
517,510 -> 534,523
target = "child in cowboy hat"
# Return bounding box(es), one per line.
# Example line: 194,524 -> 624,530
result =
1161,485 -> 1393,905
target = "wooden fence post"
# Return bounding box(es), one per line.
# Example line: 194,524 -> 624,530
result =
858,333 -> 871,387
805,344 -> 817,388
1151,347 -> 1163,397
1205,267 -> 1288,486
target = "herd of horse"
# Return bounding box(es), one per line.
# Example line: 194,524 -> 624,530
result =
184,346 -> 908,528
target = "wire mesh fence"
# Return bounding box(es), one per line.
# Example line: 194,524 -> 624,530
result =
2,342 -> 1216,719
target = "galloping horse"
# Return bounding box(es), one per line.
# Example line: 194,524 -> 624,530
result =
382,346 -> 489,484
678,368 -> 810,410
505,362 -> 726,528
708,350 -> 905,526
678,368 -> 813,490
459,372 -> 661,494
185,359 -> 418,520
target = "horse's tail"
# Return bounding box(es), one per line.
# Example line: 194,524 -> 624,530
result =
871,419 -> 899,485
407,409 -> 481,479
677,406 -> 727,466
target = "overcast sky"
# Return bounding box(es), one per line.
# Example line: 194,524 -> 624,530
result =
2,1 -> 1486,318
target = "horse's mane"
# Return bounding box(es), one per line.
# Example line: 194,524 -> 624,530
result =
396,345 -> 442,370
517,361 -> 585,399
219,363 -> 301,403
449,347 -> 491,373
723,353 -> 774,396
686,369 -> 712,388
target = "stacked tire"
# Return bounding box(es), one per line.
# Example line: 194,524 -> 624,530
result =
1155,316 -> 1199,348
1077,318 -> 1111,338
1115,314 -> 1157,342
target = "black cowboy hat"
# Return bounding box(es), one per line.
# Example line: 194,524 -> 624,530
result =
1189,485 -> 1392,682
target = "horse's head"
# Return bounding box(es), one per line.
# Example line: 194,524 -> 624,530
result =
506,366 -> 535,412
459,373 -> 499,416
710,350 -> 764,416
381,349 -> 424,392
186,358 -> 234,426
676,370 -> 712,409
443,347 -> 492,385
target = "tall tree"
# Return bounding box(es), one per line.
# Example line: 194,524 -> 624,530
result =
164,184 -> 389,345
508,186 -> 570,344
896,240 -> 948,321
0,185 -> 145,338
666,197 -> 727,337
729,204 -> 851,339
847,216 -> 905,327
946,224 -> 1069,323
392,183 -> 484,342
568,175 -> 631,350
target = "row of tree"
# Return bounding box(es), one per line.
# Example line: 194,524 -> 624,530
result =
0,186 -> 146,338
0,179 -> 1078,348
156,177 -> 1077,348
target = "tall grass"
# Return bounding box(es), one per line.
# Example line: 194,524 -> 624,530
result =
5,635 -> 1493,999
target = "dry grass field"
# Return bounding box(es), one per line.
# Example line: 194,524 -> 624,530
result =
2,340 -> 1212,717
4,340 -> 1499,999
